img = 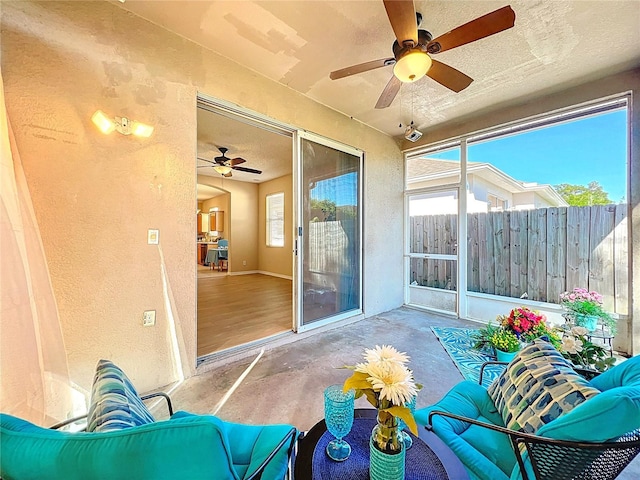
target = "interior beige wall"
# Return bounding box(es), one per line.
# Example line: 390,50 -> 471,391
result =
0,0 -> 400,398
403,68 -> 640,355
202,193 -> 229,236
258,175 -> 293,278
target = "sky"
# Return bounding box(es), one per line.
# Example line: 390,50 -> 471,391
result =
428,109 -> 629,202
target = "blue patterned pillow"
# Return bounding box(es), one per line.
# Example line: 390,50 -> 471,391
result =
87,359 -> 155,432
487,340 -> 599,434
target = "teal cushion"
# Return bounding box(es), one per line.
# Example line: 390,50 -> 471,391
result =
172,411 -> 295,480
87,359 -> 155,432
589,355 -> 640,391
487,340 -> 599,433
538,356 -> 640,442
0,413 -> 238,479
415,381 -> 515,480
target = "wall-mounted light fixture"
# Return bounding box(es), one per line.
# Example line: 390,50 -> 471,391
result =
213,165 -> 232,175
91,110 -> 154,138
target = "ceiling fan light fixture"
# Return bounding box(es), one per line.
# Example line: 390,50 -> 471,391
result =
393,50 -> 432,83
214,165 -> 232,175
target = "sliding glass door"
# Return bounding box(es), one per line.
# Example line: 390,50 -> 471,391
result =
295,132 -> 362,331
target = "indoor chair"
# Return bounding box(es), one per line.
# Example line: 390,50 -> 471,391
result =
218,238 -> 229,271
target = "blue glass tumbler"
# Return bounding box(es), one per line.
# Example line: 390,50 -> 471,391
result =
324,385 -> 355,461
397,395 -> 417,449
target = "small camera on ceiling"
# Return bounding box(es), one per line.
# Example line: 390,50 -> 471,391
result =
404,125 -> 423,142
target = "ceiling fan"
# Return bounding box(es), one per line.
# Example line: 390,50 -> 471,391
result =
197,147 -> 262,177
330,1 -> 516,109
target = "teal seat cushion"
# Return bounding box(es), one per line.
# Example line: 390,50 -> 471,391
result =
538,356 -> 640,442
87,359 -> 155,432
1,413 -> 239,479
171,411 -> 295,480
415,381 -> 516,480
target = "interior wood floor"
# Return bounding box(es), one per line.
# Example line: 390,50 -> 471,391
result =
197,273 -> 292,357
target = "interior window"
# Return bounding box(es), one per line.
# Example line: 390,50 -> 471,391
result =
266,192 -> 285,247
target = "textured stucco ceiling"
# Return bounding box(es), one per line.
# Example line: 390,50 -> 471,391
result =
197,107 -> 293,183
118,0 -> 640,140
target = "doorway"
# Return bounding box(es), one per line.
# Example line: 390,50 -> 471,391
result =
196,99 -> 294,359
195,96 -> 365,360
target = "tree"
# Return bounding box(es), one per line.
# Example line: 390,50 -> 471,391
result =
554,181 -> 612,206
310,198 -> 337,221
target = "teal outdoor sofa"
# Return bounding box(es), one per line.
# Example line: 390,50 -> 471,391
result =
415,341 -> 640,480
1,360 -> 297,480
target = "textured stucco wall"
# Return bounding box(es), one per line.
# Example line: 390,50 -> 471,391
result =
1,1 -> 403,394
258,175 -> 293,277
404,68 -> 640,355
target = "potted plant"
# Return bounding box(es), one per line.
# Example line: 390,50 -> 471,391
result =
489,329 -> 521,362
560,288 -> 616,334
471,323 -> 500,356
559,326 -> 617,372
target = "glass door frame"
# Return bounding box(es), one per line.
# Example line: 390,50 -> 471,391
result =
294,131 -> 364,333
403,184 -> 462,316
403,138 -> 468,317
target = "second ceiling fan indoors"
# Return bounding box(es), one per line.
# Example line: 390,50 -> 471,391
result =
330,0 -> 516,108
198,147 -> 263,177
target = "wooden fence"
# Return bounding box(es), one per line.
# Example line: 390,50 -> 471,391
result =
410,205 -> 628,314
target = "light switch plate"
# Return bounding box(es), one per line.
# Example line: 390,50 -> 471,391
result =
147,229 -> 159,245
143,310 -> 156,326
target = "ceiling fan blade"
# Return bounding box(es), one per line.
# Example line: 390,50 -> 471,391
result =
330,58 -> 395,80
375,75 -> 402,109
383,0 -> 418,46
230,157 -> 246,166
427,6 -> 516,54
426,59 -> 473,92
232,166 -> 263,174
197,165 -> 210,169
197,156 -> 216,164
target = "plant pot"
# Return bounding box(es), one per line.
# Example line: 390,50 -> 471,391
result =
496,349 -> 518,363
575,314 -> 599,332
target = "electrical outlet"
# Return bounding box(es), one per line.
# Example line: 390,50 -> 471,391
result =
143,310 -> 156,327
243,260 -> 247,266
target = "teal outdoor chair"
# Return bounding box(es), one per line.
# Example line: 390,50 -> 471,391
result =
1,359 -> 297,480
1,409 -> 296,480
414,344 -> 640,480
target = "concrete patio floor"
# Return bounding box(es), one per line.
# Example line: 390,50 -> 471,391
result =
165,307 -> 640,479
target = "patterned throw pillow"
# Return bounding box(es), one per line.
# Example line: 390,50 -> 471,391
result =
487,340 -> 599,434
86,359 -> 155,432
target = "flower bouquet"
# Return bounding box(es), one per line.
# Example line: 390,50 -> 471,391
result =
343,345 -> 421,480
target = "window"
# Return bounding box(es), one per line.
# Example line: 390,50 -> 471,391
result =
266,192 -> 285,247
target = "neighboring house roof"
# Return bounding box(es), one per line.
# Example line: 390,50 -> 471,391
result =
407,158 -> 568,207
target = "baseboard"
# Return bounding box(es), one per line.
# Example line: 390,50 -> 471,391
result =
229,270 -> 259,276
257,270 -> 293,280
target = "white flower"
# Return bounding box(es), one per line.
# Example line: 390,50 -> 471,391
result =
363,345 -> 410,365
571,326 -> 589,337
561,336 -> 583,354
365,361 -> 417,406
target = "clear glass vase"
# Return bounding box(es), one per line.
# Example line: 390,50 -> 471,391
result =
370,410 -> 405,480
